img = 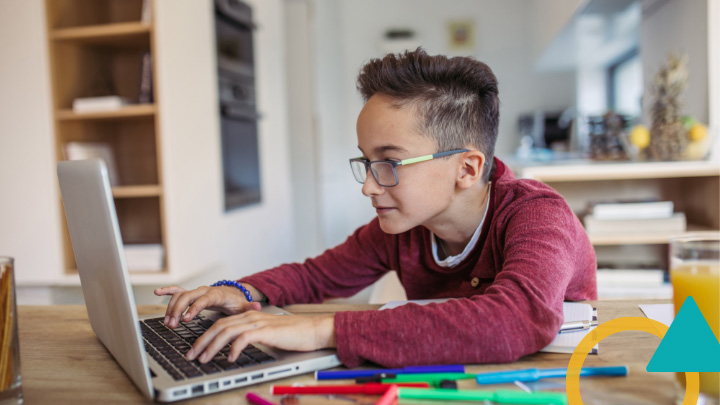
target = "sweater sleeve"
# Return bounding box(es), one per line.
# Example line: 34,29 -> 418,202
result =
334,197 -> 593,367
239,218 -> 392,306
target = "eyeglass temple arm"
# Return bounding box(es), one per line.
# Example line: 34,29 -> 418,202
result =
399,149 -> 471,166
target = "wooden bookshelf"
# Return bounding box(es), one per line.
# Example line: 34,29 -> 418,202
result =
45,0 -> 167,276
55,104 -> 156,121
588,224 -> 717,246
510,158 -> 720,269
112,185 -> 162,198
518,160 -> 720,182
52,21 -> 151,43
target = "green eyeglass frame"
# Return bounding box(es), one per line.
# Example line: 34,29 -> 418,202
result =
349,148 -> 471,187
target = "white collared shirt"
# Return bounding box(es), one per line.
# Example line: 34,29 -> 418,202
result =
430,185 -> 491,268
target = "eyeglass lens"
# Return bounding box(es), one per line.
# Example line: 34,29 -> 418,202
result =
351,161 -> 397,186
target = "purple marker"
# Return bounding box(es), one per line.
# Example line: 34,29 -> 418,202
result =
316,364 -> 465,380
246,392 -> 279,405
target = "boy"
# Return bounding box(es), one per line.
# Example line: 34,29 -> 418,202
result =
156,49 -> 596,368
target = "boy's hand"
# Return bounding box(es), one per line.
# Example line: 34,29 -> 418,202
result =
154,285 -> 262,328
186,312 -> 336,363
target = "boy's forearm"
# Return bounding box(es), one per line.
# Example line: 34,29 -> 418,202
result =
317,314 -> 337,348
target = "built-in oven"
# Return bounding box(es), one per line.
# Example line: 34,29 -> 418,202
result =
215,0 -> 261,210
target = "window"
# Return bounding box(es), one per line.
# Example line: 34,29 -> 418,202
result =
608,49 -> 642,118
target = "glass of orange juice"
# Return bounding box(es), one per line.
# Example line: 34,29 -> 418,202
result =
670,233 -> 720,404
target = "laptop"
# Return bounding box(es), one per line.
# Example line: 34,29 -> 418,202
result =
57,159 -> 341,402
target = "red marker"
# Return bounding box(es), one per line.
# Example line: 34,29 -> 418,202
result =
271,382 -> 429,395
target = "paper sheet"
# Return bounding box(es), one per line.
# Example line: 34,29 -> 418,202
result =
639,303 -> 675,326
378,298 -> 451,310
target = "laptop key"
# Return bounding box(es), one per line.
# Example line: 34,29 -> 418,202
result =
200,363 -> 222,374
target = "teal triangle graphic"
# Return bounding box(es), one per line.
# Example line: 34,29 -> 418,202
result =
647,296 -> 720,372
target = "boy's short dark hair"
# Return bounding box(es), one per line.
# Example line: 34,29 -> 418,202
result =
357,48 -> 499,181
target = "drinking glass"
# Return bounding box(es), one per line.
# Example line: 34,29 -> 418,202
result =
670,233 -> 720,404
0,257 -> 22,404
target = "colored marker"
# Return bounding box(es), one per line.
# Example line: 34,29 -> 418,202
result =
475,366 -> 628,384
316,364 -> 464,380
271,382 -> 430,395
376,385 -> 399,405
398,388 -> 568,405
361,372 -> 477,387
246,392 -> 279,405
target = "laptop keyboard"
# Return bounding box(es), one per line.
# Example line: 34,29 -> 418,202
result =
140,315 -> 276,381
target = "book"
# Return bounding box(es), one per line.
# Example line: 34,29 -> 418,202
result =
583,212 -> 687,235
540,302 -> 598,354
124,244 -> 164,272
141,0 -> 152,24
138,52 -> 153,103
591,200 -> 674,220
598,284 -> 672,299
63,142 -> 120,186
72,96 -> 129,113
596,268 -> 665,287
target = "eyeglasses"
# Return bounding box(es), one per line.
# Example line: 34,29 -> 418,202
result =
349,149 -> 470,187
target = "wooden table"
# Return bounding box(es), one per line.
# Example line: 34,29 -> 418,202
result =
17,300 -> 678,404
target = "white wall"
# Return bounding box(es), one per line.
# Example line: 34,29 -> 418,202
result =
309,0 -> 577,248
154,0 -> 223,281
284,0 -> 324,259
641,0 -> 708,125
710,0 -> 720,160
0,0 -> 63,285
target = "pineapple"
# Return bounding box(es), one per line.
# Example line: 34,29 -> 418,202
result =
648,53 -> 689,161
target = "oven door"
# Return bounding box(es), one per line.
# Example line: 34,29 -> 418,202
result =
220,105 -> 261,210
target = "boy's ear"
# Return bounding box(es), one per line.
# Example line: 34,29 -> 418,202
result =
456,150 -> 485,189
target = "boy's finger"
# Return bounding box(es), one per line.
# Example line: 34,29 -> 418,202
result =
155,285 -> 185,296
184,295 -> 214,321
168,288 -> 209,327
195,322 -> 254,363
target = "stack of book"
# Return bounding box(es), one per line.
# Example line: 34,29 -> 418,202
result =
596,268 -> 672,299
583,199 -> 686,235
124,244 -> 164,272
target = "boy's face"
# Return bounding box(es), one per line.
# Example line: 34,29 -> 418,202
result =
356,94 -> 462,234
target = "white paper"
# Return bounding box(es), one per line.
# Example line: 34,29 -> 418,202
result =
379,298 -> 451,310
639,304 -> 675,326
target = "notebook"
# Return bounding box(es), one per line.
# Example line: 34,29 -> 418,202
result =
380,300 -> 598,354
540,302 -> 599,355
57,159 -> 340,402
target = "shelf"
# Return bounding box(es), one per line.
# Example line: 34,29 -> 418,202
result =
112,185 -> 162,198
32,264 -> 212,287
517,160 -> 720,182
52,22 -> 151,46
56,104 -> 156,121
588,225 -> 718,246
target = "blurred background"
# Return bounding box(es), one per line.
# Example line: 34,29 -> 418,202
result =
0,0 -> 717,305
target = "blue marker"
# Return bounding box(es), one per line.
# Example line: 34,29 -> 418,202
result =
316,365 -> 465,380
475,366 -> 628,384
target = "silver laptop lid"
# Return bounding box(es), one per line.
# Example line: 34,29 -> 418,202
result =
57,159 -> 154,399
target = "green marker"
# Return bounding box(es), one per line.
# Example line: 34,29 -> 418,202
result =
398,388 -> 568,405
368,372 -> 476,387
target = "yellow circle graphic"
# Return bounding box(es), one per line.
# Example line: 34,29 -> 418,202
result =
565,317 -> 700,404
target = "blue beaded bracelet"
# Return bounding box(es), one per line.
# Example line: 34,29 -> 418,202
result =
211,280 -> 253,302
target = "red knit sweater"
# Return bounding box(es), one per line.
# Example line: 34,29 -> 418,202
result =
241,159 -> 597,367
